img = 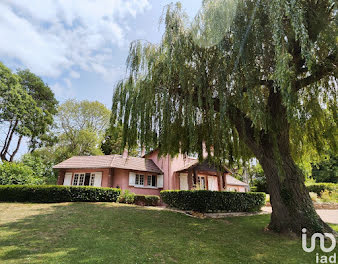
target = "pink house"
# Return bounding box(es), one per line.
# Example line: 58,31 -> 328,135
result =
54,149 -> 249,195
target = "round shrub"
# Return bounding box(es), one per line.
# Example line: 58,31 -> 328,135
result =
134,195 -> 160,206
117,190 -> 135,204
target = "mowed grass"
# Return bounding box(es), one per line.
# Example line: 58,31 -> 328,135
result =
0,203 -> 337,264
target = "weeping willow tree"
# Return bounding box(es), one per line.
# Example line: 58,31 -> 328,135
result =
112,0 -> 337,234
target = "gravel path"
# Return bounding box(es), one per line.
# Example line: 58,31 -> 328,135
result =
261,207 -> 338,224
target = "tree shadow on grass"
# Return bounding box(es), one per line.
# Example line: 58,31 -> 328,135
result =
0,202 -> 326,264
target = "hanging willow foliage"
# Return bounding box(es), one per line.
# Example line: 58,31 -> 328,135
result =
112,0 -> 337,169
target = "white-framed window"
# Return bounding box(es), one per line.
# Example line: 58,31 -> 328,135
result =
72,173 -> 99,186
197,176 -> 206,190
147,175 -> 157,187
73,174 -> 79,185
78,174 -> 85,186
90,174 -> 95,186
135,174 -> 144,186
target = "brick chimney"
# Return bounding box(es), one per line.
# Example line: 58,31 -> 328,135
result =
202,141 -> 214,159
202,141 -> 208,159
141,147 -> 146,157
122,149 -> 128,158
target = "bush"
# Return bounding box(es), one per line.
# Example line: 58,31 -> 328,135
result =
254,178 -> 268,193
250,186 -> 257,192
319,190 -> 338,203
306,183 -> 337,196
117,190 -> 135,204
160,190 -> 266,213
134,195 -> 160,206
21,153 -> 57,184
309,192 -> 319,202
0,185 -> 121,203
0,162 -> 43,185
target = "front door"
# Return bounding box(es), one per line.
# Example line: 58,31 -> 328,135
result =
84,173 -> 91,186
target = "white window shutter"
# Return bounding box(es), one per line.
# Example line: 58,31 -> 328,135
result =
93,172 -> 102,187
179,173 -> 188,190
63,172 -> 72,186
129,172 -> 136,186
157,175 -> 163,188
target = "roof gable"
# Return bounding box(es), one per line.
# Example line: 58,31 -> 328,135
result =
175,159 -> 232,174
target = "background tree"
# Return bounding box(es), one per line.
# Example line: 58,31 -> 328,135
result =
101,123 -> 139,156
0,62 -> 58,162
17,69 -> 58,150
21,151 -> 57,184
311,152 -> 338,183
112,1 -> 337,234
51,99 -> 110,161
0,161 -> 42,185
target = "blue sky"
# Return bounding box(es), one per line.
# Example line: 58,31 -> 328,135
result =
0,0 -> 202,108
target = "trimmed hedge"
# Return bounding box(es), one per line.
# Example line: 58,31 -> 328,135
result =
134,195 -> 160,206
0,185 -> 121,203
160,190 -> 266,213
306,183 -> 337,196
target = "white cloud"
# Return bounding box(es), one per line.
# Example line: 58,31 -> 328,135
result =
0,0 -> 150,79
69,70 -> 80,79
63,78 -> 72,88
51,82 -> 75,100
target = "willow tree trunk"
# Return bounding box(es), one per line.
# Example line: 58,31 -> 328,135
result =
257,133 -> 332,234
256,91 -> 332,234
230,90 -> 333,234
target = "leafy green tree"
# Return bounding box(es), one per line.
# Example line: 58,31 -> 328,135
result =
250,166 -> 268,193
52,100 -> 110,160
0,63 -> 58,161
312,154 -> 338,183
56,129 -> 104,160
112,1 -> 337,234
21,152 -> 57,184
101,123 -> 139,156
0,161 -> 42,185
57,99 -> 110,136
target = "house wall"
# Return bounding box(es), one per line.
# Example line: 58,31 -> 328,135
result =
57,168 -> 112,187
145,150 -> 170,190
55,152 -> 248,195
112,168 -> 162,196
226,185 -> 246,192
146,150 -> 194,190
57,167 -> 162,195
176,172 -> 248,192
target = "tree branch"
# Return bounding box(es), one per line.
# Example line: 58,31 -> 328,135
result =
294,54 -> 337,91
9,135 -> 23,162
227,105 -> 263,158
1,120 -> 18,161
1,121 -> 13,156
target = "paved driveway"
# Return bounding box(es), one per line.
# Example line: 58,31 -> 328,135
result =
261,207 -> 338,224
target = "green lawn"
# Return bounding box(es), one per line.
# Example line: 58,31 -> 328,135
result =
0,203 -> 337,264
